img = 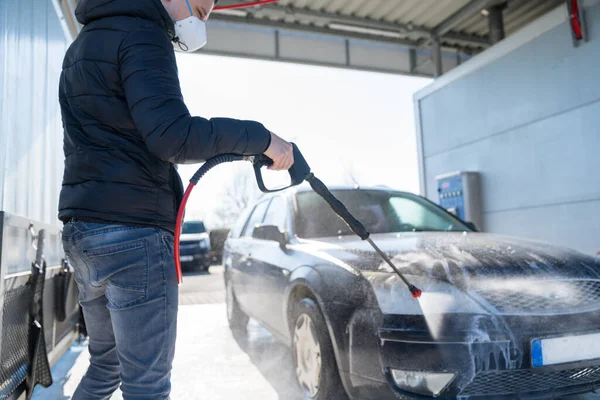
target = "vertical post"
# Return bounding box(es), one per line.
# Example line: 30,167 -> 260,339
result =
345,39 -> 350,66
0,213 -> 5,367
431,36 -> 442,78
275,30 -> 280,59
488,3 -> 506,44
409,48 -> 416,73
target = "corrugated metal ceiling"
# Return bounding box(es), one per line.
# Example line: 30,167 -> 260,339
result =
214,0 -> 566,50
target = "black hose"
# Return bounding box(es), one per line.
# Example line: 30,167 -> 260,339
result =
190,154 -> 245,184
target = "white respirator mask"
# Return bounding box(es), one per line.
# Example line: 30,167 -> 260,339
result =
171,0 -> 208,52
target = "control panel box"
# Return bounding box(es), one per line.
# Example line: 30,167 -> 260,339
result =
435,171 -> 482,230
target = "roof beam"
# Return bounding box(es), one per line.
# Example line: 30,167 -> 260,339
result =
217,3 -> 489,48
443,32 -> 490,46
209,14 -> 422,48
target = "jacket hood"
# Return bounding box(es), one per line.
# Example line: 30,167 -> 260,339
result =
75,0 -> 174,36
301,232 -> 600,282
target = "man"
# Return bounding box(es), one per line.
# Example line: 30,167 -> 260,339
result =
58,0 -> 294,398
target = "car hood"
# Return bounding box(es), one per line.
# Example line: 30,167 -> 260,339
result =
299,232 -> 600,283
180,233 -> 209,242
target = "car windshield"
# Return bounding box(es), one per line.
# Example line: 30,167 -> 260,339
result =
294,189 -> 473,239
182,221 -> 206,234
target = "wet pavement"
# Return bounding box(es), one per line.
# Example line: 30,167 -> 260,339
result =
32,267 -> 303,400
32,266 -> 600,400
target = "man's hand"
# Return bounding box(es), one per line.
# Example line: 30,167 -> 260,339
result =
263,131 -> 294,171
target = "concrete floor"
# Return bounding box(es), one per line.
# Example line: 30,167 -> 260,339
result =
32,266 -> 600,400
32,267 -> 303,400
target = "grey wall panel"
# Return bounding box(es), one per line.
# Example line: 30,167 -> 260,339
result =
205,22 -> 276,57
0,0 -> 68,226
419,3 -> 600,158
485,200 -> 600,255
414,49 -> 463,77
349,42 -> 411,73
415,2 -> 600,255
279,31 -> 347,65
201,20 -> 467,77
424,100 -> 600,216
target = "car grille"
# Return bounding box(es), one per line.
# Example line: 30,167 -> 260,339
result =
460,366 -> 600,396
475,279 -> 600,314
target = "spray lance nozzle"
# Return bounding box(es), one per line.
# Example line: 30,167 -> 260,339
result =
409,285 -> 422,299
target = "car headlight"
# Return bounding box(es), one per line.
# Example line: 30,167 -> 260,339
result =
198,239 -> 209,250
391,369 -> 456,397
362,272 -> 486,315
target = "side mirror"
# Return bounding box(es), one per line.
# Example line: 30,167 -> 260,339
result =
252,225 -> 287,249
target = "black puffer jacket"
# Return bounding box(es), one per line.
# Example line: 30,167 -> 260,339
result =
58,0 -> 271,233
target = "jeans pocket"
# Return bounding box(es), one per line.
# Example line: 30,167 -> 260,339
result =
84,239 -> 149,309
161,234 -> 174,260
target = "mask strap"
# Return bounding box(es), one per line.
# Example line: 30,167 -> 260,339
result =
184,0 -> 194,16
169,19 -> 189,51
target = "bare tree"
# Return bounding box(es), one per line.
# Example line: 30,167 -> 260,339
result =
343,161 -> 360,187
213,168 -> 260,228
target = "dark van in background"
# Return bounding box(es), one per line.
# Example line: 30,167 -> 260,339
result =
179,221 -> 212,272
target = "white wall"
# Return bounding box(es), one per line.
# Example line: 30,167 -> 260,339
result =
0,0 -> 69,225
414,1 -> 600,255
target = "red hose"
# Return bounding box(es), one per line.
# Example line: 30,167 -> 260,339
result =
214,0 -> 279,11
175,183 -> 195,284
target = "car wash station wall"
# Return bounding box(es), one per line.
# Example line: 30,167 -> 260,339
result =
414,1 -> 600,256
0,0 -> 69,226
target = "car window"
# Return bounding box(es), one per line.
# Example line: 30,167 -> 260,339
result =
262,196 -> 288,233
182,221 -> 206,234
388,197 -> 463,232
230,206 -> 253,238
241,200 -> 269,237
294,190 -> 472,239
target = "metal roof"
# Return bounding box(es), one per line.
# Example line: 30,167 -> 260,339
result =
213,0 -> 565,53
60,0 -> 567,77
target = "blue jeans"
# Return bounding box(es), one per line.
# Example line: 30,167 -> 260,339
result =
61,220 -> 179,400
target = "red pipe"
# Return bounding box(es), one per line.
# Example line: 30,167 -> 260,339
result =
214,0 -> 279,11
174,183 -> 195,284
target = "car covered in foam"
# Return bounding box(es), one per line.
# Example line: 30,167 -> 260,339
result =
223,186 -> 600,400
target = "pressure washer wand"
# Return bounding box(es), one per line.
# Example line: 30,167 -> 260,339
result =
304,173 -> 422,298
252,145 -> 422,298
174,143 -> 422,298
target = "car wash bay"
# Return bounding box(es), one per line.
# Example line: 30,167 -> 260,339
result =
2,0 -> 600,399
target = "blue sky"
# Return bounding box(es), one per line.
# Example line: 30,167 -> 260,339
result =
174,52 -> 432,227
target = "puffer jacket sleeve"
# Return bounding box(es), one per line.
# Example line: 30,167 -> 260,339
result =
118,26 -> 271,164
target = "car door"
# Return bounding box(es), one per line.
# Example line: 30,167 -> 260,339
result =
230,200 -> 270,312
223,205 -> 252,302
251,195 -> 291,335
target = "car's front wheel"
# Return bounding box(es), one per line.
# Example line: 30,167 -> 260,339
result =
225,276 -> 249,332
291,298 -> 347,400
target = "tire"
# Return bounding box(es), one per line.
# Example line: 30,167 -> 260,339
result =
291,298 -> 348,400
193,261 -> 204,272
225,275 -> 249,332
